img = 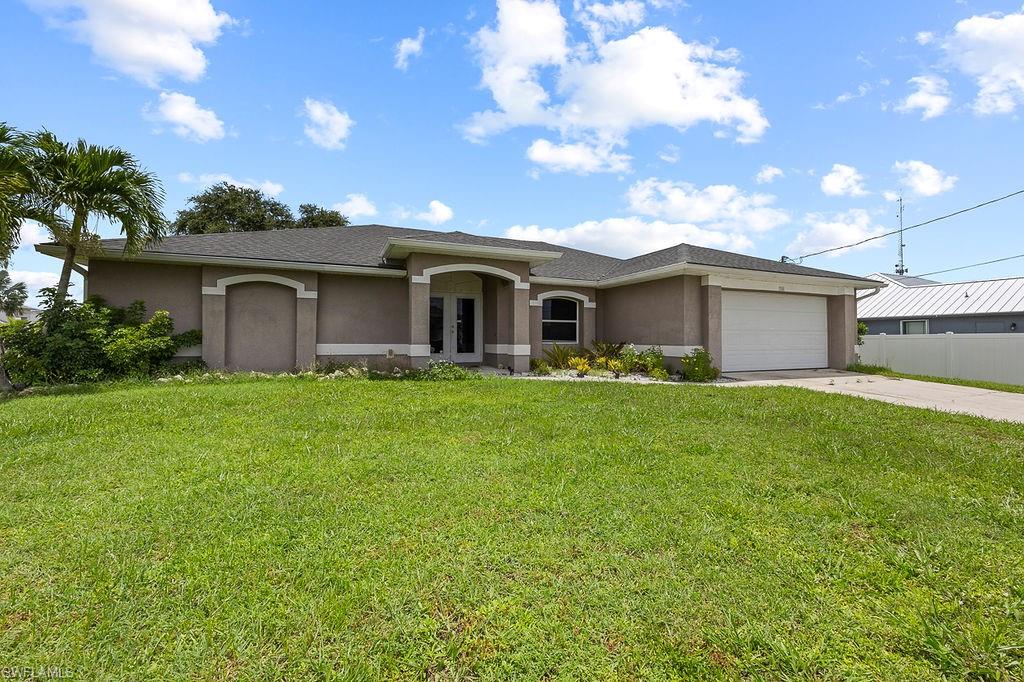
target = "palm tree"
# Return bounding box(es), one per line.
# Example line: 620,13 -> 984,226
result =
28,131 -> 166,311
0,123 -> 43,266
0,269 -> 28,391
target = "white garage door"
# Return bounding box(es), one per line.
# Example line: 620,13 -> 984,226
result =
722,291 -> 828,371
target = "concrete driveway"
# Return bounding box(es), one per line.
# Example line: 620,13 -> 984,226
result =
721,369 -> 1024,424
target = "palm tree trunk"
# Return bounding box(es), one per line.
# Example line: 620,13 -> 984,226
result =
52,210 -> 84,317
54,243 -> 77,307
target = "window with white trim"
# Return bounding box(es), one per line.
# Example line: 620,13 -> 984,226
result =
542,298 -> 579,343
901,319 -> 928,335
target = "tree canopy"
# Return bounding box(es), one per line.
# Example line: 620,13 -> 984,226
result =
171,184 -> 349,235
296,203 -> 349,229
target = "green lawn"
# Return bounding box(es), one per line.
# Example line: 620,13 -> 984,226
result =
2,377 -> 1023,680
850,362 -> 1024,395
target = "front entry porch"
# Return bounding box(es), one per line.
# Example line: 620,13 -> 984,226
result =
408,261 -> 533,373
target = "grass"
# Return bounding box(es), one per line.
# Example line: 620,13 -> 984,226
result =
850,362 -> 1024,395
2,376 -> 1023,680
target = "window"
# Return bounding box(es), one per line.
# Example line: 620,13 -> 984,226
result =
901,319 -> 928,335
542,298 -> 579,343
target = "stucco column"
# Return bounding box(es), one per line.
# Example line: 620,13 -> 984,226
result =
409,279 -> 431,368
582,305 -> 596,350
701,284 -> 723,369
511,286 -> 531,373
827,294 -> 857,369
201,292 -> 226,369
296,297 -> 317,368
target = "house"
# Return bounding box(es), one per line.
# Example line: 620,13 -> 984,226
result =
859,272 -> 1024,335
0,307 -> 41,324
37,225 -> 882,373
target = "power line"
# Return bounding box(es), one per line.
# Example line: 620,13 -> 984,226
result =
782,186 -> 1024,262
917,253 -> 1024,278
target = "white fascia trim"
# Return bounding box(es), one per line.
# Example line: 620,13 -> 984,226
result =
484,344 -> 531,356
35,245 -> 407,278
411,263 -> 530,289
383,237 -> 562,266
202,273 -> 318,298
702,274 -> 856,297
595,262 -> 882,291
528,276 -> 600,287
529,290 -> 596,308
317,343 -> 421,356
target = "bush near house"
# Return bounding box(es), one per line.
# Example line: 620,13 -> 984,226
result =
680,347 -> 719,383
0,292 -> 200,386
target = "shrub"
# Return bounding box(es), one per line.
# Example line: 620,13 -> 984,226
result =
412,360 -> 481,381
619,345 -> 639,374
648,367 -> 670,381
567,356 -> 591,377
857,321 -> 869,345
590,341 -> 625,361
530,358 -> 552,376
637,345 -> 666,374
543,344 -> 579,369
606,358 -> 624,378
680,347 -> 719,382
0,294 -> 200,386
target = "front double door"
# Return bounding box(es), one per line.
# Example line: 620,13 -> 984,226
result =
429,293 -> 482,363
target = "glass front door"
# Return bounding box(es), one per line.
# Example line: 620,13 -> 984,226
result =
428,294 -> 481,363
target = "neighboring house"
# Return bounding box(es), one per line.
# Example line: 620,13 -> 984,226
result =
0,307 -> 41,324
859,272 -> 1024,335
37,225 -> 881,373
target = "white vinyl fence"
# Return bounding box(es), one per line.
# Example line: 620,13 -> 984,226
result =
858,333 -> 1024,386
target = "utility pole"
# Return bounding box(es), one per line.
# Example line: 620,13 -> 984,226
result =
894,193 -> 908,275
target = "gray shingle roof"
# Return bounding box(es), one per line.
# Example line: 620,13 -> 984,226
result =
89,224 -> 874,284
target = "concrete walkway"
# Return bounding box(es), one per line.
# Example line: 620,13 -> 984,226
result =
721,370 -> 1024,424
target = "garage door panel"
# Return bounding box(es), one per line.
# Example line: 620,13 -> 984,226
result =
722,291 -> 828,371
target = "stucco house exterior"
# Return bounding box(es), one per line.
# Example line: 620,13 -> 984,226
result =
37,225 -> 881,373
859,272 -> 1024,335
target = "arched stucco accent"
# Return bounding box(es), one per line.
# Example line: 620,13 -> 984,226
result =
530,289 -> 596,308
410,263 -> 530,289
201,273 -> 318,299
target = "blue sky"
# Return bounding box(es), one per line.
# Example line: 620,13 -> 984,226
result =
4,0 -> 1024,304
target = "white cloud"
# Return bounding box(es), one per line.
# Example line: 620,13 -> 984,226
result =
895,75 -> 951,120
814,82 -> 871,110
333,193 -> 378,219
178,171 -> 284,196
575,0 -> 646,44
786,210 -> 887,259
415,200 -> 454,225
18,220 -> 49,249
820,163 -> 868,197
394,27 -> 425,71
658,144 -> 680,163
505,217 -> 753,258
625,178 -> 790,233
943,9 -> 1024,114
7,270 -> 59,288
526,138 -> 631,174
27,0 -> 234,87
754,165 -> 784,184
464,0 -> 767,173
892,160 -> 957,197
915,30 -> 935,45
302,98 -> 354,150
145,91 -> 225,142
882,190 -> 901,202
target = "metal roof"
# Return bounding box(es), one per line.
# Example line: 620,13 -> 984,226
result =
858,272 -> 1024,319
